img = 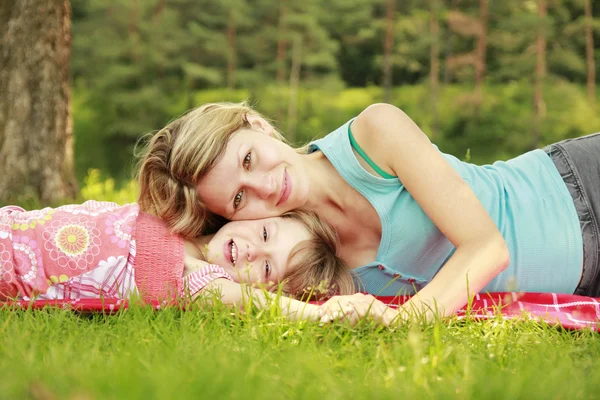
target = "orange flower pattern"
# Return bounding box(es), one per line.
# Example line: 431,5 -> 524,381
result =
55,225 -> 90,257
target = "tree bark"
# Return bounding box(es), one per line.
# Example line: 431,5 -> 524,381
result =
532,0 -> 547,149
584,0 -> 596,103
382,0 -> 396,104
0,0 -> 77,204
226,9 -> 237,89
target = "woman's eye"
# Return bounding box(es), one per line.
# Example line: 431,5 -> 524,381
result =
263,226 -> 268,242
243,152 -> 252,169
233,191 -> 243,209
265,261 -> 271,278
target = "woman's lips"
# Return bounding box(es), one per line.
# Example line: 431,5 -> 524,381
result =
277,170 -> 292,206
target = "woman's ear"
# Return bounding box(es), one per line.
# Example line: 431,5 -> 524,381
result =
245,114 -> 276,136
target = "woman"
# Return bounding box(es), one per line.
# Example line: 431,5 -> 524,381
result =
137,102 -> 600,321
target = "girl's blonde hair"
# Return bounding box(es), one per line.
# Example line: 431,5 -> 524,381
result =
136,102 -> 286,237
279,210 -> 357,299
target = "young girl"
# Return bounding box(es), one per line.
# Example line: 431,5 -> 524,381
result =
0,200 -> 385,322
137,102 -> 600,322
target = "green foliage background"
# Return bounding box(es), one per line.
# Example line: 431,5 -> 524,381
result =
70,0 -> 600,185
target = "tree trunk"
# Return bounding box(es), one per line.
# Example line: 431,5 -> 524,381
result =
382,0 -> 396,104
0,0 -> 77,204
287,36 -> 302,144
475,0 -> 487,103
532,0 -> 547,149
443,0 -> 461,84
152,0 -> 166,18
276,0 -> 288,84
226,9 -> 237,90
430,0 -> 440,138
584,0 -> 596,103
129,0 -> 140,64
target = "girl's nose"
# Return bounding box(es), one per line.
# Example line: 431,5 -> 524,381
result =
245,242 -> 265,263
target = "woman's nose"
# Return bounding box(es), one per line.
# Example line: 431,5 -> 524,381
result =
250,173 -> 276,199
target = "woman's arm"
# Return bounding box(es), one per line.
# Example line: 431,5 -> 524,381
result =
352,103 -> 510,321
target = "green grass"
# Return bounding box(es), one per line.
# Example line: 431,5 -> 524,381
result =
1,300 -> 599,400
5,180 -> 599,399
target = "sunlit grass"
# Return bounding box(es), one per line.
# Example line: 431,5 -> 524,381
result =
1,297 -> 598,399
3,170 -> 598,399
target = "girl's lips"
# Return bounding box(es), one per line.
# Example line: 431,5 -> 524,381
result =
223,240 -> 233,264
277,170 -> 292,206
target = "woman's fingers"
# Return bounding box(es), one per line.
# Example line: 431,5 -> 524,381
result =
318,294 -> 400,326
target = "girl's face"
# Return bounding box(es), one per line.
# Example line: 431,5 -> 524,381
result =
204,217 -> 311,285
197,128 -> 310,221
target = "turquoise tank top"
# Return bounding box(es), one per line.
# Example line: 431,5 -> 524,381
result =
309,119 -> 583,296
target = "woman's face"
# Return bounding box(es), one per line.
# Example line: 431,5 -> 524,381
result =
197,128 -> 310,221
204,217 -> 311,285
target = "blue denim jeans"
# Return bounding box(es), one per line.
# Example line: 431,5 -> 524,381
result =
543,132 -> 600,297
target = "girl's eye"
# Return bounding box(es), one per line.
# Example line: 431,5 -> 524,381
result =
243,152 -> 252,169
233,191 -> 243,209
263,226 -> 268,242
265,261 -> 271,278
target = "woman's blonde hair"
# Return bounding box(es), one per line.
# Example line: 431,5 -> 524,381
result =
136,102 -> 286,237
278,210 -> 357,299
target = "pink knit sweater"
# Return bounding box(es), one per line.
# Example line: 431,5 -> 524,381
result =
134,212 -> 184,301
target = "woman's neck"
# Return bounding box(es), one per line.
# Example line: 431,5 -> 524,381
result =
300,151 -> 383,269
302,151 -> 351,213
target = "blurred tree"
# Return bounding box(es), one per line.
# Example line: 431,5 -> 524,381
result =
226,8 -> 238,89
387,0 -> 431,85
65,0 -> 600,183
175,0 -> 251,90
382,0 -> 396,103
282,0 -> 339,83
0,0 -> 77,204
474,0 -> 487,102
321,0 -> 380,86
443,0 -> 460,84
430,0 -> 441,136
71,0 -> 196,180
584,0 -> 596,102
276,0 -> 289,84
486,1 -> 537,83
446,0 -> 487,104
287,35 -> 303,142
532,0 -> 548,149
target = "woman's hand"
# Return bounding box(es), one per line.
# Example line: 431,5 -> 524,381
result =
318,293 -> 399,326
